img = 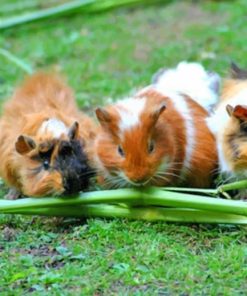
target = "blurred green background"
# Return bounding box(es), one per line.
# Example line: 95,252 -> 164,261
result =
0,0 -> 247,295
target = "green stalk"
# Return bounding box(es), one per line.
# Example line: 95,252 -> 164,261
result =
1,188 -> 247,218
1,0 -> 60,14
218,180 -> 247,193
0,189 -> 141,212
0,0 -> 162,30
0,48 -> 33,74
162,187 -> 218,196
85,0 -> 162,12
143,188 -> 247,216
0,0 -> 95,30
7,204 -> 247,224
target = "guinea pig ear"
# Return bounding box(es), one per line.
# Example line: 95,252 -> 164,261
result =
95,107 -> 119,137
231,105 -> 247,121
95,108 -> 112,124
226,104 -> 234,117
151,103 -> 166,125
230,62 -> 247,80
68,121 -> 79,140
15,135 -> 36,155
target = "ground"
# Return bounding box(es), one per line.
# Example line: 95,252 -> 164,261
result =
0,0 -> 247,295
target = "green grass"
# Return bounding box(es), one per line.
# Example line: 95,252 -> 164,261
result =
0,0 -> 247,294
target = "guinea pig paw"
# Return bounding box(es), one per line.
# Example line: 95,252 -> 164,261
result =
4,188 -> 21,200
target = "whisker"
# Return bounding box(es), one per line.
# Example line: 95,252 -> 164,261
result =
102,174 -> 129,189
156,170 -> 185,182
153,174 -> 170,183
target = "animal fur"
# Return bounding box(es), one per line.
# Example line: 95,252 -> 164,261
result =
207,63 -> 247,184
93,62 -> 219,188
0,73 -> 96,197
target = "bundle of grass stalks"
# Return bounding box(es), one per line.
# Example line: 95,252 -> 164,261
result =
1,180 -> 247,224
0,0 -> 165,30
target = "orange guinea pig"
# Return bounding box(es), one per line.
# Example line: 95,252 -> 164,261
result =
207,63 -> 247,187
0,73 -> 96,199
93,62 -> 220,188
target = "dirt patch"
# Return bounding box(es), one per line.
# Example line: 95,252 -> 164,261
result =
2,226 -> 17,241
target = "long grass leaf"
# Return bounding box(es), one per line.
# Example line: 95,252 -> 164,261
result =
218,180 -> 247,193
0,48 -> 33,74
84,0 -> 163,12
0,189 -> 141,212
0,0 -> 95,30
1,188 -> 247,217
143,188 -> 247,216
0,0 -> 162,30
8,205 -> 247,224
162,187 -> 218,196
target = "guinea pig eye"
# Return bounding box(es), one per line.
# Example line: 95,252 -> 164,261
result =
148,141 -> 155,154
43,160 -> 50,170
118,145 -> 125,157
240,123 -> 247,134
59,141 -> 73,156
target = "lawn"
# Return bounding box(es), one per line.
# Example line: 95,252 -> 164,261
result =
0,0 -> 247,294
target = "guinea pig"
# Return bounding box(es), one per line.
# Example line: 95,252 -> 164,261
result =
0,72 -> 96,198
207,62 -> 247,187
93,62 -> 220,189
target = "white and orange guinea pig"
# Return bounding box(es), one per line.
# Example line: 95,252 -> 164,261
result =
0,73 -> 96,198
207,63 -> 247,187
93,62 -> 220,189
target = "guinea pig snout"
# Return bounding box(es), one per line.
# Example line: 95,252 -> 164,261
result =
63,164 -> 91,194
63,176 -> 81,194
56,140 -> 94,194
125,172 -> 151,186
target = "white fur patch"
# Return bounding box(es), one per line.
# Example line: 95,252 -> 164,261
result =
39,118 -> 68,138
207,88 -> 247,174
116,97 -> 146,132
218,134 -> 231,172
153,61 -> 220,111
168,92 -> 195,178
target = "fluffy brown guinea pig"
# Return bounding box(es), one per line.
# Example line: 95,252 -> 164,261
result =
0,73 -> 96,198
207,63 -> 247,186
93,62 -> 220,189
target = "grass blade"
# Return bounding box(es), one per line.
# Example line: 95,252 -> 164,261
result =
0,48 -> 33,74
1,187 -> 247,218
8,204 -> 247,224
218,180 -> 247,193
0,189 -> 141,212
162,187 -> 218,196
144,188 -> 247,216
0,0 -> 95,30
84,0 -> 163,12
0,0 -> 162,30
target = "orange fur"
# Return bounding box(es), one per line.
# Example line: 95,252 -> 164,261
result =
93,88 -> 217,188
207,63 -> 247,191
222,101 -> 247,173
185,97 -> 217,187
0,73 -> 96,197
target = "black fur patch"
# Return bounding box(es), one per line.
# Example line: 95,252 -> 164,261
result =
55,140 -> 94,194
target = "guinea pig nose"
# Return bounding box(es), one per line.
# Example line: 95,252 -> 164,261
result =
63,178 -> 80,194
129,176 -> 149,184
